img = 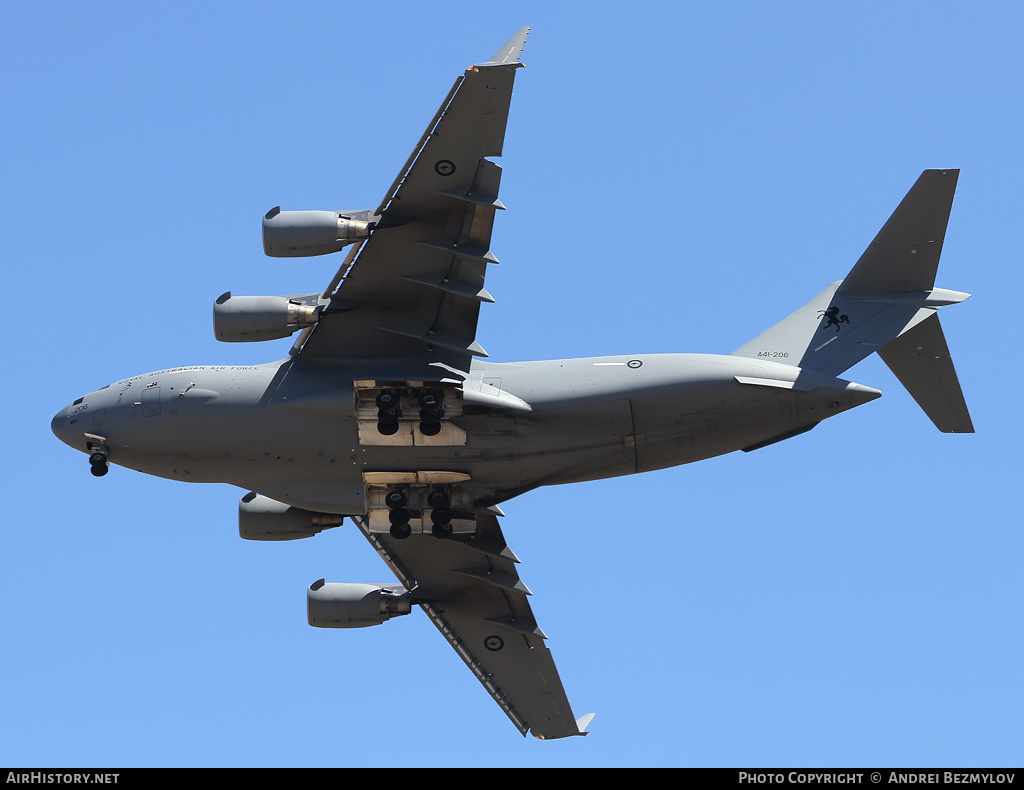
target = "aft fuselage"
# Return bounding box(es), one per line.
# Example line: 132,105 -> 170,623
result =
51,353 -> 879,513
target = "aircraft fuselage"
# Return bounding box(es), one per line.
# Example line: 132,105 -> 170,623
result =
51,353 -> 879,513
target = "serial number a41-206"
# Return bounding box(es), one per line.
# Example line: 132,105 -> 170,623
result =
757,351 -> 790,359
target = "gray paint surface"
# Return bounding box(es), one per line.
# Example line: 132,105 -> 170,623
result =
50,27 -> 973,739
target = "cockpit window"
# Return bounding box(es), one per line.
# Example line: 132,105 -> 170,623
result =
73,397 -> 84,405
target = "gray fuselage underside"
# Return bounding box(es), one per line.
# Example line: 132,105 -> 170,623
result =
53,353 -> 877,513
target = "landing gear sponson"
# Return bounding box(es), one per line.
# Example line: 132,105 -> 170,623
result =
363,471 -> 476,540
355,382 -> 466,447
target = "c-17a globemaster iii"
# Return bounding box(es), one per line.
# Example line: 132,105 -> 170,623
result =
51,28 -> 973,739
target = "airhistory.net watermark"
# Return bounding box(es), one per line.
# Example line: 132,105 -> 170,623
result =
6,774 -> 118,784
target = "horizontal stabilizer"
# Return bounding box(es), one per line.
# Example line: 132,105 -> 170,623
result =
877,313 -> 974,433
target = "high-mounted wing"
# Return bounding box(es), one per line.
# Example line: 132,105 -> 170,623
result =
294,27 -> 531,377
355,509 -> 593,739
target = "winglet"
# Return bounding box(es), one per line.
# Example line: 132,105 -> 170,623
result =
575,712 -> 596,734
479,26 -> 530,66
531,711 -> 595,739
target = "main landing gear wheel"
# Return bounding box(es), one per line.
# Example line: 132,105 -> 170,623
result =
376,419 -> 400,435
430,508 -> 452,526
419,391 -> 443,435
384,490 -> 407,509
375,390 -> 398,410
418,392 -> 441,410
388,508 -> 411,526
431,522 -> 453,539
376,390 -> 401,435
390,523 -> 412,540
426,489 -> 449,509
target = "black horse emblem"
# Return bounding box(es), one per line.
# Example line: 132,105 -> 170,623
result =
817,306 -> 850,332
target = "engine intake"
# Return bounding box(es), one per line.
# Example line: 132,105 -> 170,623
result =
213,292 -> 325,343
307,580 -> 412,628
238,492 -> 343,540
262,207 -> 375,257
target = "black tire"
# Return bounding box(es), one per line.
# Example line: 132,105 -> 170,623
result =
430,508 -> 452,526
375,390 -> 397,409
390,523 -> 412,540
419,392 -> 441,409
426,489 -> 449,509
89,452 -> 106,465
419,420 -> 441,436
384,490 -> 407,509
90,464 -> 108,477
431,523 -> 453,539
377,419 -> 400,436
388,508 -> 411,526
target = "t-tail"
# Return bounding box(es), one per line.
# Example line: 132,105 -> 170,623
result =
732,169 -> 974,433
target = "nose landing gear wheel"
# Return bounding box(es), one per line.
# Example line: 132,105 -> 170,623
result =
89,452 -> 108,477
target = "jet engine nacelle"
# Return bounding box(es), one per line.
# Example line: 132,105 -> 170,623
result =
238,492 -> 344,540
213,292 -> 325,343
262,206 -> 376,257
307,580 -> 413,628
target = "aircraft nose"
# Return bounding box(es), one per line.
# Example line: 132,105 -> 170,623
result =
51,407 -> 66,439
51,405 -> 76,449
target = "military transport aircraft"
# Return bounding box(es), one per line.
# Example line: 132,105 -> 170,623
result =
51,27 -> 973,739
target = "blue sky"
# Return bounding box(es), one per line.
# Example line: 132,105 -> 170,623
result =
4,1 -> 1022,768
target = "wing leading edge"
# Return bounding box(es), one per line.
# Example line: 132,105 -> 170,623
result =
294,27 -> 531,377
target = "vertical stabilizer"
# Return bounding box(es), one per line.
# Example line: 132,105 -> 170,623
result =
839,169 -> 958,295
732,170 -> 973,432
